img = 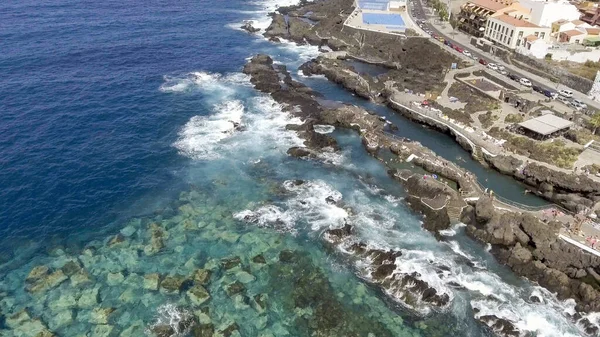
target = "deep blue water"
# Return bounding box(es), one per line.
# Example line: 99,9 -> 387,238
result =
0,0 -> 253,246
0,0 -> 593,336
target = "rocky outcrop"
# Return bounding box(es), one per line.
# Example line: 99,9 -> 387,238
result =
323,224 -> 451,309
485,155 -> 600,213
240,21 -> 260,34
462,200 -> 600,313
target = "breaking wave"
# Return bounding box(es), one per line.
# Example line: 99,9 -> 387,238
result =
164,71 -> 304,161
173,100 -> 245,160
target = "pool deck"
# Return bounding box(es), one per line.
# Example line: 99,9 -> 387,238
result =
345,1 -> 427,37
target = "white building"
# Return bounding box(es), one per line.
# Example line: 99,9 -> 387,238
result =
518,0 -> 581,27
484,14 -> 551,49
388,0 -> 407,11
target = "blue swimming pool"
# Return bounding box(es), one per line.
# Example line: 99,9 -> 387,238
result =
358,0 -> 389,11
362,13 -> 405,26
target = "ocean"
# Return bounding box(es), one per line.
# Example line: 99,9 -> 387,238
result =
0,0 -> 596,336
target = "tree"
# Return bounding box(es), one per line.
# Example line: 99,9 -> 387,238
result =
438,7 -> 449,21
590,112 -> 600,134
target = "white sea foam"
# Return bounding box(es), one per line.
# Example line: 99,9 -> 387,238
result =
146,304 -> 194,337
173,100 -> 245,160
234,205 -> 296,233
235,180 -> 349,232
165,70 -> 305,161
313,124 -> 335,134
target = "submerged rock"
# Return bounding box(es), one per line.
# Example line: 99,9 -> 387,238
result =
191,323 -> 214,337
187,285 -> 210,306
191,269 -> 211,285
251,254 -> 266,264
143,273 -> 161,291
160,275 -> 187,294
27,269 -> 68,294
26,265 -> 49,283
225,281 -> 246,297
220,256 -> 241,270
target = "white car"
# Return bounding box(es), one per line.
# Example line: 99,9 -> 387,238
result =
497,65 -> 506,71
571,99 -> 588,110
499,69 -> 508,75
487,63 -> 498,71
558,89 -> 573,98
462,50 -> 472,58
558,96 -> 570,105
519,78 -> 532,87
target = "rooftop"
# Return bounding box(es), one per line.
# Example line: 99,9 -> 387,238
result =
466,0 -> 513,11
562,29 -> 586,37
585,27 -> 600,35
518,114 -> 573,136
493,14 -> 540,28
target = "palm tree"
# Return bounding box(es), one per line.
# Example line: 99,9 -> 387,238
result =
591,112 -> 600,134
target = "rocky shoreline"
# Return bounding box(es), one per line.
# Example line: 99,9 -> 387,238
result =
242,53 -> 600,336
255,0 -> 600,215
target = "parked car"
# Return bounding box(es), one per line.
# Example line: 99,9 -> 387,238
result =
462,50 -> 472,58
519,78 -> 532,87
558,89 -> 573,98
571,98 -> 588,110
497,65 -> 506,72
499,69 -> 508,75
454,46 -> 464,53
508,73 -> 520,81
487,63 -> 498,71
479,58 -> 488,65
532,85 -> 543,93
557,96 -> 570,105
543,90 -> 558,99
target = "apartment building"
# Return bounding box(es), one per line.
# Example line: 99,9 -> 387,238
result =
484,14 -> 551,49
457,0 -> 514,37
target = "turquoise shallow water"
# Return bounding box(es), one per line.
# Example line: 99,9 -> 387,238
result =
0,0 -> 597,336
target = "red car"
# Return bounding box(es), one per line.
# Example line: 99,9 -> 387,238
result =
454,46 -> 464,53
479,58 -> 488,65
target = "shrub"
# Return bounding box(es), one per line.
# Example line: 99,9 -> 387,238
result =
504,113 -> 523,123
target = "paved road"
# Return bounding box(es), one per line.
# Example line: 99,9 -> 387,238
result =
408,0 -> 600,112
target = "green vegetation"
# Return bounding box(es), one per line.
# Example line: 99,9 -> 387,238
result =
504,113 -> 524,123
430,0 -> 449,21
590,112 -> 600,134
478,111 -> 497,129
488,127 -> 582,169
565,128 -> 600,145
546,59 -> 600,81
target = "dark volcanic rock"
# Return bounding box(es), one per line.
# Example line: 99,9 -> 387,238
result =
241,21 -> 260,33
287,146 -> 313,158
466,199 -> 600,312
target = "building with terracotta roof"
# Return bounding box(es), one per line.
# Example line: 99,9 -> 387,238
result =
551,19 -> 592,36
559,28 -> 588,43
457,0 -> 516,37
484,14 -> 551,48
